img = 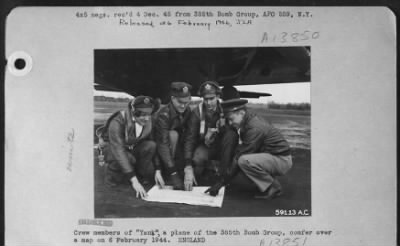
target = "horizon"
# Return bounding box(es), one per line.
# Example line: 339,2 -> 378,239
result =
94,82 -> 310,104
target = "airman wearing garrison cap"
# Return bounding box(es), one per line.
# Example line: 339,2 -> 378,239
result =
184,81 -> 239,187
98,95 -> 164,199
205,93 -> 293,200
154,82 -> 194,190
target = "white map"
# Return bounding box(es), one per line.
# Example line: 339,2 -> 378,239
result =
143,186 -> 225,208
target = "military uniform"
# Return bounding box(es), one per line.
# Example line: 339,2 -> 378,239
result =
154,82 -> 193,180
154,102 -> 191,173
103,96 -> 160,185
184,81 -> 238,182
206,98 -> 293,199
234,112 -> 292,192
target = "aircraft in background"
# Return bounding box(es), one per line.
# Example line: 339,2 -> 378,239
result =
94,47 -> 310,103
93,47 -> 311,217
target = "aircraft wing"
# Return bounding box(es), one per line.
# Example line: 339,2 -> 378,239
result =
95,47 -> 310,102
238,91 -> 271,98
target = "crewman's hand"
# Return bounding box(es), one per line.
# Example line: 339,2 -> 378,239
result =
154,170 -> 165,189
204,182 -> 224,196
130,176 -> 147,199
184,165 -> 197,191
204,128 -> 218,147
216,118 -> 225,128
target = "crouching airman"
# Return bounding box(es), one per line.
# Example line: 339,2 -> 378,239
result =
101,96 -> 165,198
154,82 -> 195,190
184,81 -> 239,187
205,98 -> 293,199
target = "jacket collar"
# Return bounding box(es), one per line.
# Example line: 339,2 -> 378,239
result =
240,111 -> 252,131
138,120 -> 152,139
124,108 -> 152,139
169,102 -> 190,119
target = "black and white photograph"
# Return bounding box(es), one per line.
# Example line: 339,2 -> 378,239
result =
93,47 -> 311,217
4,6 -> 396,246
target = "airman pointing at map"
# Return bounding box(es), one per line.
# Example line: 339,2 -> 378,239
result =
154,82 -> 195,190
99,96 -> 164,199
205,96 -> 293,199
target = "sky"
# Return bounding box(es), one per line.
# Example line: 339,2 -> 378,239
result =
94,82 -> 310,104
94,90 -> 134,99
237,82 -> 310,104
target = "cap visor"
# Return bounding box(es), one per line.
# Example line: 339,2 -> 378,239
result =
135,108 -> 153,114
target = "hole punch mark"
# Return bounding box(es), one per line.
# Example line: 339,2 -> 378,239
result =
14,58 -> 26,70
8,51 -> 33,76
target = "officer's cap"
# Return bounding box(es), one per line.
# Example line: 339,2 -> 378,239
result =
221,99 -> 248,114
221,86 -> 240,101
170,82 -> 192,98
130,95 -> 155,113
198,81 -> 221,97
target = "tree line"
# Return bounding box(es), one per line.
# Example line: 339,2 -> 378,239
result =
267,101 -> 310,110
94,96 -> 131,103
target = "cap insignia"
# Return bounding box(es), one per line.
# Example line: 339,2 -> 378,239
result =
205,84 -> 211,90
182,86 -> 188,93
144,98 -> 150,104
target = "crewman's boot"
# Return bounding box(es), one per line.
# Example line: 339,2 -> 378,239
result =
254,179 -> 283,199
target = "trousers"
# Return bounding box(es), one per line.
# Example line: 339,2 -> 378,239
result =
238,153 -> 293,192
192,127 -> 239,174
106,140 -> 156,182
167,130 -> 184,170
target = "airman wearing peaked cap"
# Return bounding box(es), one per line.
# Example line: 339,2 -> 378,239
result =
221,85 -> 240,101
155,82 -> 193,191
130,95 -> 159,114
97,95 -> 164,199
184,81 -> 240,188
198,81 -> 221,97
220,98 -> 249,114
170,82 -> 192,98
206,95 -> 293,200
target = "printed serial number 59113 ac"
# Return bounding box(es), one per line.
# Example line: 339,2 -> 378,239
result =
275,209 -> 310,216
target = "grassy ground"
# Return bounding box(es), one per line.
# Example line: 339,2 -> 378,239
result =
94,148 -> 310,217
93,100 -> 311,218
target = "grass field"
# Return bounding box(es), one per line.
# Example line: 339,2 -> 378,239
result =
93,100 -> 311,217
